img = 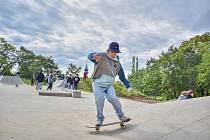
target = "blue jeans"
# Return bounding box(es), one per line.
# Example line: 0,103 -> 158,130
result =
92,83 -> 124,124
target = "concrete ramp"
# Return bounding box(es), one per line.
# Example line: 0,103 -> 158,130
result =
53,79 -> 66,88
0,76 -> 23,86
0,85 -> 210,140
117,96 -> 210,140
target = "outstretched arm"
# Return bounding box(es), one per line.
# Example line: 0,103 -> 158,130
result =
88,52 -> 97,64
118,66 -> 131,89
87,52 -> 102,64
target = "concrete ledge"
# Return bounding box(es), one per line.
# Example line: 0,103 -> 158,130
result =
72,90 -> 81,98
39,90 -> 72,97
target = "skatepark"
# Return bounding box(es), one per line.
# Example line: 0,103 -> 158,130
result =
0,76 -> 209,140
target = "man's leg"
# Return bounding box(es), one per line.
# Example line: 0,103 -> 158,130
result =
37,82 -> 40,90
40,82 -> 43,90
48,83 -> 52,90
38,82 -> 42,90
16,76 -> 19,87
92,84 -> 105,125
50,83 -> 53,90
70,84 -> 73,90
47,83 -> 50,90
105,85 -> 125,120
75,83 -> 78,90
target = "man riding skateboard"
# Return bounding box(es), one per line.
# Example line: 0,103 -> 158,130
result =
88,42 -> 132,129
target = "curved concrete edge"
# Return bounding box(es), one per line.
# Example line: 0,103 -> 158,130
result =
0,76 -> 25,86
38,89 -> 82,98
39,90 -> 72,97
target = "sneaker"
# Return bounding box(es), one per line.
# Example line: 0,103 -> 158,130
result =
120,116 -> 131,122
95,121 -> 103,126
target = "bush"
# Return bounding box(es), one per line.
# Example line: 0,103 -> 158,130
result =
78,78 -> 93,92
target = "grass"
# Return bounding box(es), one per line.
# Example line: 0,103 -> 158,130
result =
21,78 -> 48,86
21,78 -> 31,85
78,78 -> 93,92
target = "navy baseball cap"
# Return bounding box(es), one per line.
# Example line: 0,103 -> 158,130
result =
108,42 -> 121,53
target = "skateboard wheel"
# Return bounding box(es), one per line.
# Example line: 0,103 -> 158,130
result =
120,123 -> 126,128
121,125 -> 126,128
95,130 -> 100,134
95,126 -> 100,133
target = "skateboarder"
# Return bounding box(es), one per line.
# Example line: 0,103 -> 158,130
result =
88,42 -> 132,127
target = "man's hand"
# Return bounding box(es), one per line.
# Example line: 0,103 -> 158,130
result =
94,54 -> 102,62
127,87 -> 132,92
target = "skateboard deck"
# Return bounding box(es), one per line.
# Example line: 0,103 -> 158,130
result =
86,118 -> 131,133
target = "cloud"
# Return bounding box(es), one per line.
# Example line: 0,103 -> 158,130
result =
191,9 -> 210,32
0,0 -> 209,76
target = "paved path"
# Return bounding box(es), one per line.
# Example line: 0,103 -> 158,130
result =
0,84 -> 209,140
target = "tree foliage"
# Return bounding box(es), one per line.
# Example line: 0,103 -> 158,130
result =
129,32 -> 210,100
0,38 -> 17,75
66,63 -> 82,75
0,38 -> 61,79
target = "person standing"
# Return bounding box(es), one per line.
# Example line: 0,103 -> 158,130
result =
47,74 -> 54,90
199,82 -> 205,97
31,75 -> 35,86
83,71 -> 88,82
88,42 -> 132,127
16,71 -> 20,87
67,74 -> 74,90
36,70 -> 44,91
73,74 -> 80,90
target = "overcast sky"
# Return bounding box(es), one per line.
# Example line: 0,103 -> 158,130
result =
0,0 -> 210,76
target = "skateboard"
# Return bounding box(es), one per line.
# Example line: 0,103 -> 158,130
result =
86,118 -> 131,133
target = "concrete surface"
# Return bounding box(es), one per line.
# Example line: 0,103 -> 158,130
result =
72,90 -> 81,98
0,84 -> 210,140
0,76 -> 24,86
53,80 -> 65,88
39,89 -> 72,97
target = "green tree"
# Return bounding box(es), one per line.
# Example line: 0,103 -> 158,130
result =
66,63 -> 82,75
18,46 -> 61,79
0,38 -> 17,75
129,32 -> 210,100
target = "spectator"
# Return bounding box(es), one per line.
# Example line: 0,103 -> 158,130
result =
83,71 -> 88,82
186,90 -> 194,99
178,90 -> 194,100
199,82 -> 205,97
178,91 -> 187,100
73,74 -> 80,90
67,74 -> 74,90
36,70 -> 44,91
47,74 -> 54,90
16,71 -> 20,87
31,75 -> 35,86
